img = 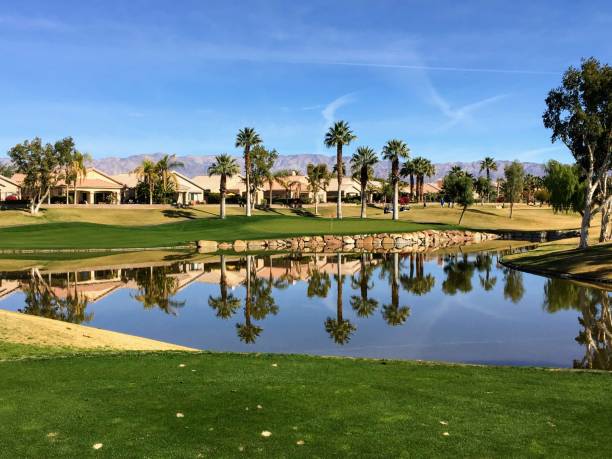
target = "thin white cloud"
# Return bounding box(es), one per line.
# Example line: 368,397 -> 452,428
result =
0,15 -> 63,30
435,93 -> 510,130
321,93 -> 356,125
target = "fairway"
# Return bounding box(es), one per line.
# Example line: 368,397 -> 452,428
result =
1,347 -> 611,457
0,215 -> 448,249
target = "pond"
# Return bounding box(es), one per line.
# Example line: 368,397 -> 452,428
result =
1,247 -> 610,369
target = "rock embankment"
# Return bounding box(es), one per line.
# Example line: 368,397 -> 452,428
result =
197,230 -> 499,253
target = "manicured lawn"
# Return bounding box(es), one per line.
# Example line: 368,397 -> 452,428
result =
503,239 -> 612,282
0,215 -> 451,250
1,348 -> 611,457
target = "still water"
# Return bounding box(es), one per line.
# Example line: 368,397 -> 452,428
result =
1,248 -> 610,369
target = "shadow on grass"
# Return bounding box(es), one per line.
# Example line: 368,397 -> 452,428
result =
162,210 -> 198,219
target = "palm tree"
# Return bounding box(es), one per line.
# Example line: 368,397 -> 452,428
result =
235,128 -> 262,217
479,157 -> 497,203
400,159 -> 416,201
273,169 -> 294,206
324,254 -> 356,344
350,146 -> 378,218
382,139 -> 410,220
324,121 -> 356,220
208,154 -> 240,219
306,163 -> 331,215
422,159 -> 436,204
66,151 -> 91,204
208,255 -> 241,318
412,157 -> 435,203
133,159 -> 157,205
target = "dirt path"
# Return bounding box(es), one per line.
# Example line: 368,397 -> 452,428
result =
0,309 -> 196,351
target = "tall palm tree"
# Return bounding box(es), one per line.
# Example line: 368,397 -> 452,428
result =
66,151 -> 91,204
479,157 -> 497,203
306,163 -> 331,215
208,255 -> 241,318
422,159 -> 436,203
235,128 -> 262,217
133,159 -> 157,205
400,159 -> 416,201
350,146 -> 378,218
208,154 -> 240,219
324,121 -> 356,220
382,139 -> 410,220
412,157 -> 435,203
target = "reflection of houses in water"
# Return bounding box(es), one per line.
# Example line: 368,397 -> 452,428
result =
0,254 -> 379,306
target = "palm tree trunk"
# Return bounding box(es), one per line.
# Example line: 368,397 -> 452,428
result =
410,174 -> 414,201
392,179 -> 399,220
459,205 -> 467,224
337,253 -> 343,321
314,192 -> 319,215
245,147 -> 252,217
73,184 -> 78,204
360,182 -> 367,219
269,180 -> 273,207
336,144 -> 343,220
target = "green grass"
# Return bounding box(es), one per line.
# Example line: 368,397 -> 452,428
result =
0,215 -> 451,250
1,348 -> 611,457
503,239 -> 612,282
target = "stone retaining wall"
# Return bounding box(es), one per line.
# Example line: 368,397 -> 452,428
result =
197,230 -> 499,253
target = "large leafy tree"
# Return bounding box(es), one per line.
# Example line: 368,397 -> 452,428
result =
479,157 -> 497,202
543,57 -> 612,247
306,163 -> 330,215
382,139 -> 410,220
324,121 -> 356,220
249,146 -> 278,207
543,160 -> 584,214
208,154 -> 240,219
0,162 -> 15,178
350,146 -> 378,218
132,159 -> 157,205
8,137 -> 73,214
235,128 -> 262,217
503,161 -> 525,219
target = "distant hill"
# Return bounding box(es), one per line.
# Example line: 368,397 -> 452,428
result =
1,153 -> 546,181
91,154 -> 546,181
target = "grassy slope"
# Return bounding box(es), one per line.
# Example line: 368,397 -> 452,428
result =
503,238 -> 612,282
0,204 -> 583,231
0,215 -> 450,249
1,348 -> 611,457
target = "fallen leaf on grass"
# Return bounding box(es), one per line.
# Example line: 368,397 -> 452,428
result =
93,443 -> 103,450
442,432 -> 450,437
439,421 -> 448,425
261,431 -> 272,438
296,440 -> 305,446
176,412 -> 184,418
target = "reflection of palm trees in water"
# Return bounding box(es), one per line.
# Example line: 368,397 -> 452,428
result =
475,253 -> 497,291
442,253 -> 475,295
380,253 -> 410,326
543,278 -> 612,370
502,268 -> 524,303
208,254 -> 241,319
307,262 -> 331,298
400,253 -> 435,296
133,266 -> 185,314
19,269 -> 92,324
325,253 -> 356,344
235,255 -> 278,344
350,253 -> 378,317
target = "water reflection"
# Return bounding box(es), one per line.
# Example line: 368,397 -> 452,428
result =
1,248 -> 610,369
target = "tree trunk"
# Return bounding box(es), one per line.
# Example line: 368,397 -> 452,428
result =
360,182 -> 367,219
599,178 -> 611,242
220,175 -> 227,219
337,253 -> 343,321
336,144 -> 343,220
509,201 -> 514,219
269,181 -> 273,207
149,182 -> 153,205
409,174 -> 414,201
459,205 -> 467,224
245,146 -> 252,217
73,185 -> 78,204
392,179 -> 399,220
32,189 -> 50,214
580,179 -> 598,248
65,186 -> 69,204
314,192 -> 319,215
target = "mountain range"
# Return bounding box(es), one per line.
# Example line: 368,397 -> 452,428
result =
89,153 -> 546,181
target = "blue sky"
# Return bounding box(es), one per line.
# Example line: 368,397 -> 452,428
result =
0,0 -> 610,162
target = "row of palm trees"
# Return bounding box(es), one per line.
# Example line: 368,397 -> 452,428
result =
133,154 -> 184,205
210,122 -> 439,221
